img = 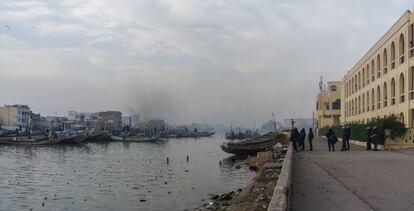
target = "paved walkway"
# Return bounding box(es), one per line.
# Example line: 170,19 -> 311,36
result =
291,136 -> 414,211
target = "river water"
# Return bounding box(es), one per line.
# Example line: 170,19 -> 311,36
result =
0,136 -> 253,211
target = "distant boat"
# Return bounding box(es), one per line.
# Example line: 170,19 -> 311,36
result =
110,134 -> 159,142
220,132 -> 289,156
176,131 -> 215,138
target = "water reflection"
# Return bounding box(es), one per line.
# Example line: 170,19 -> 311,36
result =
0,136 -> 253,211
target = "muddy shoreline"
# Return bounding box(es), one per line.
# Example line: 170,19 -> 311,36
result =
196,152 -> 283,211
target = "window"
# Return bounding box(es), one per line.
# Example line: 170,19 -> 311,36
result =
391,78 -> 396,105
330,85 -> 337,91
400,73 -> 405,103
399,33 -> 405,64
383,48 -> 388,74
332,99 -> 341,110
391,42 -> 396,69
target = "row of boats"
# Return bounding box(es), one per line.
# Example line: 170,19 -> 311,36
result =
0,129 -> 216,145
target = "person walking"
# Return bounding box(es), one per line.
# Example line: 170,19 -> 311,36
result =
366,127 -> 372,150
300,128 -> 306,151
326,128 -> 337,151
371,126 -> 379,151
308,128 -> 314,151
341,125 -> 351,151
290,127 -> 299,152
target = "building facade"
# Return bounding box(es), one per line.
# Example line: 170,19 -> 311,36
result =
341,10 -> 414,129
315,81 -> 341,131
0,105 -> 32,129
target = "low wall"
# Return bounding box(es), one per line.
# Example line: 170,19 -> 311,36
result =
267,142 -> 293,211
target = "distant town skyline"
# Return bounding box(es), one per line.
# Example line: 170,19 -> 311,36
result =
0,1 -> 412,126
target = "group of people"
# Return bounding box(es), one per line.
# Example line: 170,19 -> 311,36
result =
291,124 -> 381,152
290,128 -> 314,152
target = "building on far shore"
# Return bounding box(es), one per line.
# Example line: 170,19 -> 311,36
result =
99,111 -> 122,131
315,81 -> 341,132
0,104 -> 32,130
340,10 -> 414,130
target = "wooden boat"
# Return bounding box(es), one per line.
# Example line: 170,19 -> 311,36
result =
60,133 -> 89,144
0,135 -> 67,145
110,135 -> 159,142
220,132 -> 289,156
84,132 -> 110,143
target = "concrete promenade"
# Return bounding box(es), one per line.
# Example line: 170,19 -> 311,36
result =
291,136 -> 414,211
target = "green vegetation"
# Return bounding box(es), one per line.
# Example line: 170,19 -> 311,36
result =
318,115 -> 407,144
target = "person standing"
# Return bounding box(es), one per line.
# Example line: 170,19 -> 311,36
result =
366,127 -> 372,150
290,127 -> 299,152
300,128 -> 306,151
308,128 -> 314,151
326,128 -> 337,151
341,125 -> 351,151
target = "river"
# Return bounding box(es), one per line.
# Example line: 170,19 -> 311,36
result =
0,136 -> 253,211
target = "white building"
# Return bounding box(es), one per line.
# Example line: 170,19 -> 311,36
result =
0,105 -> 32,130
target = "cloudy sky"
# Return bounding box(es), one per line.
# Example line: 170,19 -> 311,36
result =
0,0 -> 412,126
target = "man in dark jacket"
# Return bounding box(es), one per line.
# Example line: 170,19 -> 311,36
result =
371,126 -> 379,151
341,125 -> 351,151
308,128 -> 314,151
290,128 -> 299,152
326,128 -> 337,151
366,127 -> 372,150
300,128 -> 306,151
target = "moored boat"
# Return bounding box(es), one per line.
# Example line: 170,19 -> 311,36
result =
220,132 -> 289,156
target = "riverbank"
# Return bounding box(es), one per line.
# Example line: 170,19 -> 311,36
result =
196,152 -> 283,211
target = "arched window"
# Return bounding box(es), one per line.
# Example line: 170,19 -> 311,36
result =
383,82 -> 388,107
377,54 -> 381,78
366,65 -> 370,84
377,85 -> 381,109
358,96 -> 361,114
362,68 -> 365,87
399,33 -> 405,64
362,93 -> 365,113
332,99 -> 341,110
358,72 -> 361,89
352,77 -> 354,94
391,42 -> 396,69
366,91 -> 370,112
383,48 -> 388,74
371,61 -> 375,81
330,85 -> 337,91
371,88 -> 375,111
400,73 -> 405,103
391,78 -> 396,105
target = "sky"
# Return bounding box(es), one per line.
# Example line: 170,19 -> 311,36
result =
0,0 -> 413,127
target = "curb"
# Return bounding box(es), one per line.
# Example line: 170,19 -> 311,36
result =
267,142 -> 293,211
